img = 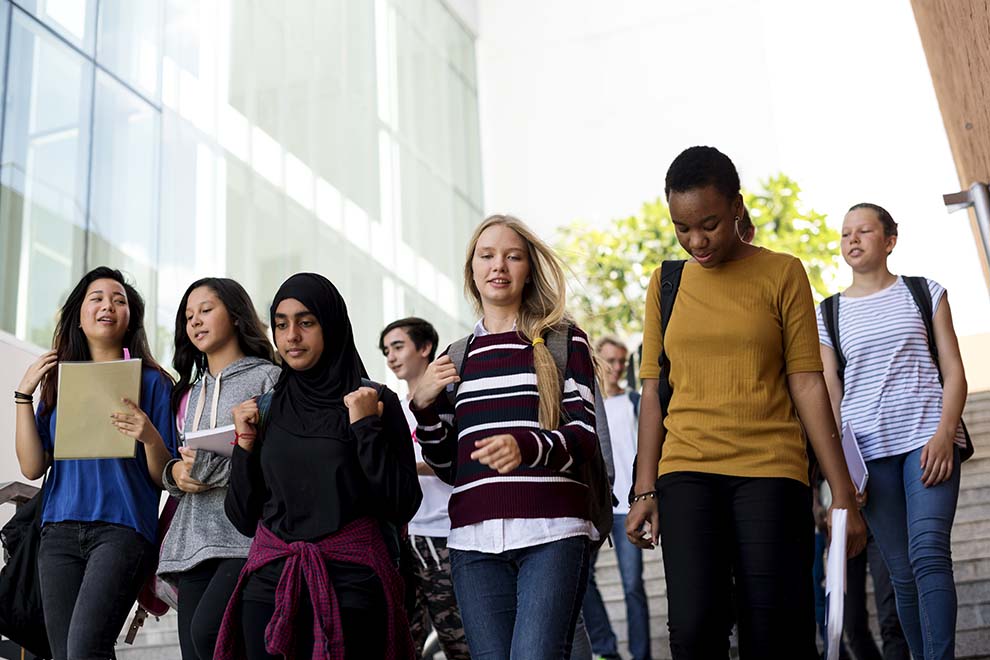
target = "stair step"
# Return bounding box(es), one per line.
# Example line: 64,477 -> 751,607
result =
958,486 -> 990,507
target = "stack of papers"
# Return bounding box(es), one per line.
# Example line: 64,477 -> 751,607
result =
184,424 -> 237,458
825,508 -> 848,660
54,359 -> 142,459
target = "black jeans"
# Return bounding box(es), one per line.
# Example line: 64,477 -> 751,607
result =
656,472 -> 817,660
38,521 -> 154,660
176,558 -> 245,660
241,576 -> 387,659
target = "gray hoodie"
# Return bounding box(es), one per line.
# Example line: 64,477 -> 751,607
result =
158,356 -> 280,581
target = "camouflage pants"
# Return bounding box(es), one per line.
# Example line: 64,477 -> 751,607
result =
407,535 -> 471,659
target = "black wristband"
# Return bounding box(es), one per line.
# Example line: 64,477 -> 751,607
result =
14,390 -> 33,401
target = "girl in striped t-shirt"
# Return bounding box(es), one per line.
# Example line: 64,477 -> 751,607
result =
410,214 -> 599,659
819,203 -> 968,660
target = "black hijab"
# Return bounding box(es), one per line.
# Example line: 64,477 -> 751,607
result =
269,273 -> 368,437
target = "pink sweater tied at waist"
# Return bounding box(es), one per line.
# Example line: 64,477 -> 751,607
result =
215,517 -> 413,660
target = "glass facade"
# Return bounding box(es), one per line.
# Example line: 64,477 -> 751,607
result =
0,0 -> 482,384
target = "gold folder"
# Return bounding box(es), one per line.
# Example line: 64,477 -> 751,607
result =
54,358 -> 142,460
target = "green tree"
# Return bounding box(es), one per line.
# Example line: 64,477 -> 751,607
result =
555,173 -> 840,340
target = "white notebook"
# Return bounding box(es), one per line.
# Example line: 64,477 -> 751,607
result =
184,424 -> 236,458
841,422 -> 869,494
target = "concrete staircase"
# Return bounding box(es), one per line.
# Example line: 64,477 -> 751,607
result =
114,610 -> 180,660
592,390 -> 990,659
63,393 -> 990,659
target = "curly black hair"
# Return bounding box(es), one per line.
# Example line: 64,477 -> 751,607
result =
664,146 -> 741,202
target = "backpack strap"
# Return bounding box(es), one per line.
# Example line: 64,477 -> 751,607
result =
657,260 -> 686,419
820,293 -> 845,383
903,276 -> 941,384
360,378 -> 385,397
628,390 -> 641,418
256,390 -> 275,436
545,328 -> 569,380
444,335 -> 472,407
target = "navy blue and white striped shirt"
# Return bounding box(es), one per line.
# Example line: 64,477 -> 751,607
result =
817,277 -> 965,461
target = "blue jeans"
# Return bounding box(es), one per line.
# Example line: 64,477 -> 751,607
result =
38,521 -> 154,659
582,514 -> 652,659
864,445 -> 960,660
450,536 -> 591,660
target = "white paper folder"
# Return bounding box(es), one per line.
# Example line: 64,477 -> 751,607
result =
53,358 -> 141,459
184,424 -> 237,458
825,508 -> 848,660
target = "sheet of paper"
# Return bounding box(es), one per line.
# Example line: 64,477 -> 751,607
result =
184,424 -> 236,458
841,422 -> 869,494
825,508 -> 848,660
54,358 -> 141,459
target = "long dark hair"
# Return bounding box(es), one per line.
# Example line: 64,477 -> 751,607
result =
39,266 -> 168,413
171,277 -> 276,414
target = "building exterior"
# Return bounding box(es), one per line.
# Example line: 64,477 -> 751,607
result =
0,0 -> 482,366
0,0 -> 482,492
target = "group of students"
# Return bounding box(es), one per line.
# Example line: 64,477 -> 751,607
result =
12,145 -> 967,660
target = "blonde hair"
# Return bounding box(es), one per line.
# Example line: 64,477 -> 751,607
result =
464,214 -> 569,429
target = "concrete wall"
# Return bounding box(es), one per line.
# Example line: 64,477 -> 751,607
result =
911,0 -> 990,290
0,331 -> 44,529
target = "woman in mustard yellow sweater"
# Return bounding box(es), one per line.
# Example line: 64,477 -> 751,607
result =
625,146 -> 867,659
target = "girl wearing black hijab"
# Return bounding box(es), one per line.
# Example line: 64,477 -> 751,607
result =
216,273 -> 421,660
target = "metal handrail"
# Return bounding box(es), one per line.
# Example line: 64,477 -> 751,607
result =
0,481 -> 39,507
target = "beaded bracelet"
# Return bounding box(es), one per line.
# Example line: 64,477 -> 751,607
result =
631,491 -> 657,504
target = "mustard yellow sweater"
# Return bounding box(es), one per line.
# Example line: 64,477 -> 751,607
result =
640,248 -> 822,485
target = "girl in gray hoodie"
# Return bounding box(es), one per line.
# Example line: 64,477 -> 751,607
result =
159,278 -> 281,660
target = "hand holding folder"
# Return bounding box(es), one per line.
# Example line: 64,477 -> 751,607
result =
54,359 -> 142,459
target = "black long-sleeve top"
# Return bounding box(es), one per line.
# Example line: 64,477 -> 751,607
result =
225,385 -> 422,543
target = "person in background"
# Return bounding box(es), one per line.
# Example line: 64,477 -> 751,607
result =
581,336 -> 652,660
14,266 -> 177,659
159,277 -> 281,660
380,316 -> 471,659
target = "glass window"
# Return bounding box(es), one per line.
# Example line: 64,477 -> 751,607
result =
97,0 -> 163,101
16,0 -> 97,53
87,70 -> 161,345
0,2 -> 8,123
0,8 -> 92,345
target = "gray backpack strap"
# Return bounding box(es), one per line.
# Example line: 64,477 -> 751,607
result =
444,335 -> 472,407
546,327 -> 615,486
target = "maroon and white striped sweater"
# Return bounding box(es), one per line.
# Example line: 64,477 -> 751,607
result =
412,326 -> 599,530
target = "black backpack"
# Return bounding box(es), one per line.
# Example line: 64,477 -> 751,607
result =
0,478 -> 53,659
820,276 -> 974,462
626,260 -> 685,504
446,326 -> 617,549
255,380 -> 405,564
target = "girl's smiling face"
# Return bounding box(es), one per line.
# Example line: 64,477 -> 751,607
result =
471,224 -> 532,309
79,278 -> 130,345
